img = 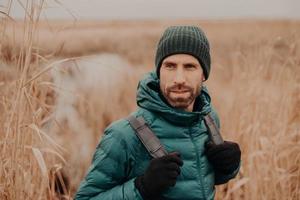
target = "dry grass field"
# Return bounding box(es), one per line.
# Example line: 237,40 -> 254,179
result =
0,9 -> 299,200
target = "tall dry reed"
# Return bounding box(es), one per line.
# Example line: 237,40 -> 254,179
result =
211,33 -> 300,200
1,1 -> 69,199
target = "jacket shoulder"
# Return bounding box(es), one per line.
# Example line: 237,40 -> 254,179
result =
101,112 -> 143,153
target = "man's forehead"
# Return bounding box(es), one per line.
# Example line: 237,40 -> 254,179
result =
162,54 -> 201,65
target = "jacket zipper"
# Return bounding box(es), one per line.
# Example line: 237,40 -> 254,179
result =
189,128 -> 207,199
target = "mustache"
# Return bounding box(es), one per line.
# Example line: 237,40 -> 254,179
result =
166,84 -> 193,92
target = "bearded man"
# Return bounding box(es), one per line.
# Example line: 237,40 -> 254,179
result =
75,25 -> 241,200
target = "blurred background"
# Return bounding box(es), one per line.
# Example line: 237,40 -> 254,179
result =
1,0 -> 299,199
9,0 -> 300,19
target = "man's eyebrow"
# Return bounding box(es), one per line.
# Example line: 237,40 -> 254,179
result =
162,61 -> 176,65
183,62 -> 200,66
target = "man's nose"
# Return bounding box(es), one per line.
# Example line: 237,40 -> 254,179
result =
174,68 -> 186,85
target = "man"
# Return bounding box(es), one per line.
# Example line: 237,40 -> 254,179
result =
75,25 -> 241,200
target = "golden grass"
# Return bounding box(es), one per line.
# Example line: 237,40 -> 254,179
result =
0,5 -> 299,199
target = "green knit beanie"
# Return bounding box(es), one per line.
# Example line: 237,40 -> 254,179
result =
155,25 -> 211,80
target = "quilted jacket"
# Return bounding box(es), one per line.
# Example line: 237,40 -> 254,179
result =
75,71 -> 239,199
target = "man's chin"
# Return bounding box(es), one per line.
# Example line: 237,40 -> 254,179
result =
163,93 -> 195,110
168,100 -> 191,110
173,104 -> 189,110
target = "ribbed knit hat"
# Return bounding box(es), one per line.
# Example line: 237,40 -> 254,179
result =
155,25 -> 211,80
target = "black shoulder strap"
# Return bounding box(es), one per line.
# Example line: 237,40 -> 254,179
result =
127,115 -> 168,158
203,113 -> 224,145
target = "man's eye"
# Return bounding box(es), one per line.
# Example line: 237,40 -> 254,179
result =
185,65 -> 197,69
165,64 -> 175,69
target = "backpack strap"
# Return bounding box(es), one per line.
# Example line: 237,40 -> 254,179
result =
127,115 -> 168,158
203,113 -> 224,145
127,113 -> 224,158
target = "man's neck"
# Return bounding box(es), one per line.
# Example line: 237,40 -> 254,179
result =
185,100 -> 195,112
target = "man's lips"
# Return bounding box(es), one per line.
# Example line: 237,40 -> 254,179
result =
170,90 -> 190,93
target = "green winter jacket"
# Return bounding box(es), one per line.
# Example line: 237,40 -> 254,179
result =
75,71 -> 239,200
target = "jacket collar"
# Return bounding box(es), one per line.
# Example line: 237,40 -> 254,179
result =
136,71 -> 212,126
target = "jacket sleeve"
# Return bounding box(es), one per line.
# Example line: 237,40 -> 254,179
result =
75,127 -> 143,200
210,106 -> 241,185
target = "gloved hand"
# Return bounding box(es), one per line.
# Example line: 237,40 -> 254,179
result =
134,152 -> 183,199
205,141 -> 241,174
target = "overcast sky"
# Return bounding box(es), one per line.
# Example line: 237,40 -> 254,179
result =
5,0 -> 300,20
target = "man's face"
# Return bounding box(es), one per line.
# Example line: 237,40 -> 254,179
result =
159,54 -> 205,112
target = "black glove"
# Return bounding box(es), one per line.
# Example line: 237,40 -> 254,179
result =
134,152 -> 183,199
205,141 -> 241,174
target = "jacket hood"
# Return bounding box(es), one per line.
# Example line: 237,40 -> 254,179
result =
136,71 -> 212,126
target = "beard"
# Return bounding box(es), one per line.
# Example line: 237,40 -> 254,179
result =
161,83 -> 201,110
